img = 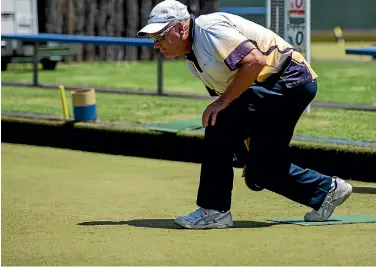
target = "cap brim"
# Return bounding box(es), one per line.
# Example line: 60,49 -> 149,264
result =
137,22 -> 170,37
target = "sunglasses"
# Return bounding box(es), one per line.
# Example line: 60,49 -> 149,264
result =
150,23 -> 176,42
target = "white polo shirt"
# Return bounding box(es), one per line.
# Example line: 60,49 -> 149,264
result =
185,13 -> 317,95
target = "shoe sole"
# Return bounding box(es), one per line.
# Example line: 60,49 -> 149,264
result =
174,219 -> 233,229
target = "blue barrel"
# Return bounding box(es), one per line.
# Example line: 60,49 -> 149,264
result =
71,88 -> 97,121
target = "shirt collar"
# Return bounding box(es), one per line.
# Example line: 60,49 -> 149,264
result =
185,15 -> 196,60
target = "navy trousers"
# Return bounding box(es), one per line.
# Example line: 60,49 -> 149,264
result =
196,80 -> 332,211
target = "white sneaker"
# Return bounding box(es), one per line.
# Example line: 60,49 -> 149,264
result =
304,177 -> 352,222
175,208 -> 234,229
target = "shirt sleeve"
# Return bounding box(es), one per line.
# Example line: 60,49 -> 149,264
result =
203,22 -> 257,71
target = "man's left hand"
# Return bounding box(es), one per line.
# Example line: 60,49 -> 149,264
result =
202,96 -> 231,128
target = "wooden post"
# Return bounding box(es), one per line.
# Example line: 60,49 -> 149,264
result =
32,43 -> 39,86
67,0 -> 73,34
157,53 -> 163,95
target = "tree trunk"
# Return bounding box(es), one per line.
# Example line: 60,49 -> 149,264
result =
105,0 -> 116,61
199,0 -> 218,15
45,0 -> 65,34
84,0 -> 98,61
115,0 -> 125,61
153,0 -> 164,5
125,0 -> 139,61
139,0 -> 153,60
73,0 -> 85,61
189,0 -> 200,16
98,0 -> 109,60
67,0 -> 74,34
151,0 -> 163,60
42,0 -> 219,61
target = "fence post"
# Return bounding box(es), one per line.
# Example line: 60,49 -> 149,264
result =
33,43 -> 39,86
157,52 -> 163,95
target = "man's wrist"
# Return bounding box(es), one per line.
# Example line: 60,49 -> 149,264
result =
219,95 -> 233,106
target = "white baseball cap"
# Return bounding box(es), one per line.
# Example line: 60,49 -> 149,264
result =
137,0 -> 190,37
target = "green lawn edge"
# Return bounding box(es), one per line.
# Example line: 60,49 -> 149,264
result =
2,115 -> 375,155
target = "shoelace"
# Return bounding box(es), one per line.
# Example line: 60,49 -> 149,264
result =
188,208 -> 204,219
318,178 -> 338,216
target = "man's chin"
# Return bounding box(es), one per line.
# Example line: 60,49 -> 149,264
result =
163,54 -> 174,59
161,51 -> 176,59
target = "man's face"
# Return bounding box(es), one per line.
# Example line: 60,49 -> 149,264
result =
151,22 -> 185,58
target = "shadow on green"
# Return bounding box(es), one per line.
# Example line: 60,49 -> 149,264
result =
78,219 -> 278,229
